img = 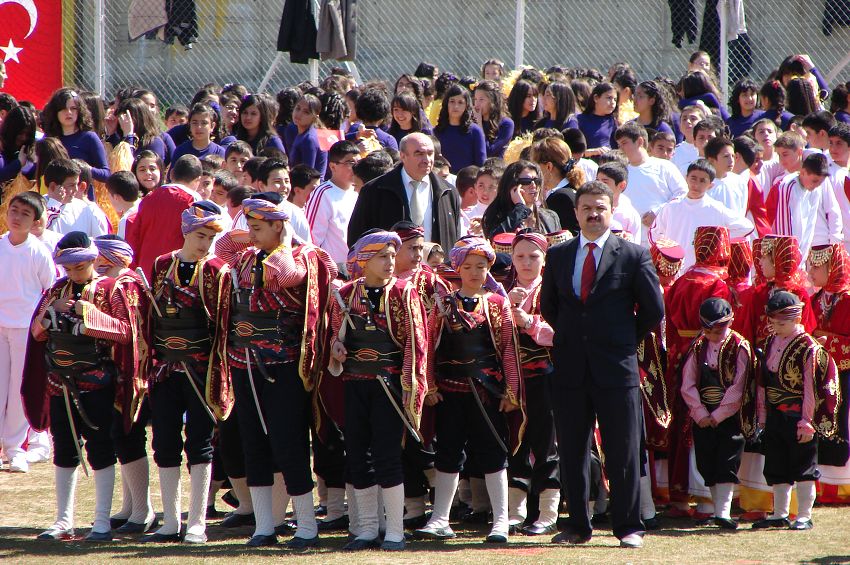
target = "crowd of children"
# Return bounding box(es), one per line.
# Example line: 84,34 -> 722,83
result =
0,50 -> 849,551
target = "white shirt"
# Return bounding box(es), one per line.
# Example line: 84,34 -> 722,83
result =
626,156 -> 688,244
671,141 -> 699,176
756,154 -> 786,198
401,167 -> 434,242
461,201 -> 489,235
117,200 -> 140,239
771,172 -> 844,263
573,229 -> 610,297
613,192 -> 642,243
50,198 -> 108,237
577,158 -> 598,185
304,180 -> 359,264
827,162 -> 850,253
709,172 -> 748,218
35,228 -> 63,253
651,194 -> 754,272
0,233 -> 56,328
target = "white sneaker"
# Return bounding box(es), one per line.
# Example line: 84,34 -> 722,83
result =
9,455 -> 30,473
26,450 -> 51,464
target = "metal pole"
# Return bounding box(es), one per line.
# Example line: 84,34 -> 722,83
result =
94,0 -> 106,96
258,52 -> 283,93
310,59 -> 319,84
514,0 -> 525,69
718,0 -> 729,105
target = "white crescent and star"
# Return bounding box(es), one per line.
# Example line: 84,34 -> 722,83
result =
0,0 -> 39,64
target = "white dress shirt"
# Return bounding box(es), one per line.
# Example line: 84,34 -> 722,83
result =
573,229 -> 611,298
401,167 -> 434,242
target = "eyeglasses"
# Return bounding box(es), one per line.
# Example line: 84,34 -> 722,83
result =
333,160 -> 358,167
516,177 -> 541,186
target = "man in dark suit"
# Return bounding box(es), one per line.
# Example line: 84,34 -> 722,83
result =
347,133 -> 460,252
540,181 -> 664,549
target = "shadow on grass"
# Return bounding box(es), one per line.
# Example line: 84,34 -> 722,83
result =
804,557 -> 850,564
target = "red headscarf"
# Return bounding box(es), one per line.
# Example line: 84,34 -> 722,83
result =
729,238 -> 753,286
752,238 -> 766,286
650,238 -> 684,279
763,235 -> 807,288
809,243 -> 850,294
512,231 -> 548,253
693,226 -> 730,273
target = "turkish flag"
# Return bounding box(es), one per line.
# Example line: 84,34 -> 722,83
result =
316,129 -> 345,152
0,0 -> 63,108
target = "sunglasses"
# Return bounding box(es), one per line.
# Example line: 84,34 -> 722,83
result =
517,177 -> 540,186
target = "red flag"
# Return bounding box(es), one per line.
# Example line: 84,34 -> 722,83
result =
0,0 -> 63,108
315,129 -> 345,152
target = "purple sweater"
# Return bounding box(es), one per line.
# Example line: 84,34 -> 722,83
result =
60,130 -> 110,182
0,153 -> 35,183
291,127 -> 329,177
576,113 -> 618,150
835,110 -> 850,125
726,110 -> 766,137
482,117 -> 515,158
169,140 -> 226,175
435,123 -> 486,172
240,134 -> 287,155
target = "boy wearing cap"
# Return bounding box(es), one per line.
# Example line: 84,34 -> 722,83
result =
213,197 -> 337,549
141,202 -> 230,544
680,298 -> 754,530
752,291 -> 842,530
23,232 -> 137,542
327,231 -> 428,551
415,237 -> 523,544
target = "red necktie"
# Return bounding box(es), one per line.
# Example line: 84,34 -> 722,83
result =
580,242 -> 597,302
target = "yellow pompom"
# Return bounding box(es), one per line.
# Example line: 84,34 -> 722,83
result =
503,132 -> 534,164
0,175 -> 37,233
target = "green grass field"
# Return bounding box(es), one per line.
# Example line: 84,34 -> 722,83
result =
1,458 -> 849,564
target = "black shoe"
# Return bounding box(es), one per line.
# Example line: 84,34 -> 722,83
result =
381,539 -> 405,551
450,502 -> 471,520
275,521 -> 296,535
140,532 -> 181,543
643,516 -> 661,530
551,529 -> 592,545
116,516 -> 158,534
246,534 -> 278,547
317,515 -> 349,531
37,527 -> 74,541
220,512 -> 255,528
110,517 -> 128,530
591,512 -> 609,525
84,530 -> 113,543
403,513 -> 429,530
286,535 -> 319,549
462,511 -> 490,524
206,506 -> 226,519
221,490 -> 239,509
343,537 -> 379,551
485,532 -> 508,543
414,525 -> 456,540
695,515 -> 713,527
714,517 -> 738,530
314,504 -> 328,517
752,517 -> 791,529
521,522 -> 557,536
789,519 -> 814,530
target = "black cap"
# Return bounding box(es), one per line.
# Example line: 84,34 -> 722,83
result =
699,297 -> 734,328
56,231 -> 91,250
253,191 -> 284,205
192,199 -> 222,214
766,290 -> 803,316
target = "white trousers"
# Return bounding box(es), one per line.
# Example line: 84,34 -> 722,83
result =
0,327 -> 30,461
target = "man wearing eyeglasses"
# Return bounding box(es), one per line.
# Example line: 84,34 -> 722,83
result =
305,140 -> 361,273
347,133 -> 460,253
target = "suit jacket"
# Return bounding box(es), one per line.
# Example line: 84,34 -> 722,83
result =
347,165 -> 461,252
540,233 -> 664,389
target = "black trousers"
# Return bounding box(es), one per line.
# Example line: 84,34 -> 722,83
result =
508,375 -> 560,494
403,438 -> 435,499
762,410 -> 820,485
312,420 -> 346,489
692,415 -> 744,486
111,397 -> 150,464
232,363 -> 313,495
552,379 -> 643,540
344,378 -> 405,489
434,390 -> 508,475
218,404 -> 245,479
149,371 -> 215,468
50,386 -> 116,470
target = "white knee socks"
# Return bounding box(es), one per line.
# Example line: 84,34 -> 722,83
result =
382,484 -> 405,543
272,473 -> 290,526
426,471 -> 459,530
485,469 -> 509,537
186,463 -> 211,536
535,488 -> 561,528
507,487 -> 527,526
250,485 -> 274,537
354,485 -> 379,541
156,466 -> 182,535
769,483 -> 793,519
640,474 -> 656,519
292,491 -> 318,539
53,466 -> 78,531
324,487 -> 346,522
92,465 -> 115,534
125,457 -> 154,524
713,483 -> 734,520
796,481 -> 816,522
230,476 -> 254,515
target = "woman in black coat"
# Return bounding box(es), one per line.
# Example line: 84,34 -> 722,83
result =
482,160 -> 561,238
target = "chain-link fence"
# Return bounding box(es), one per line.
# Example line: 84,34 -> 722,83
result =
61,0 -> 850,107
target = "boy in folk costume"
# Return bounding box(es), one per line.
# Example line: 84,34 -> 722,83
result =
22,232 -> 137,541
327,231 -> 429,550
680,298 -> 754,530
213,197 -> 336,549
390,220 -> 449,528
91,236 -> 156,534
505,230 -> 560,536
415,237 -> 524,544
663,226 -> 733,517
752,291 -> 843,530
806,243 -> 850,503
141,202 -> 230,544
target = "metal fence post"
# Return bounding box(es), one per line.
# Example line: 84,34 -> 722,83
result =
94,0 -> 105,95
718,0 -> 729,105
514,0 -> 525,69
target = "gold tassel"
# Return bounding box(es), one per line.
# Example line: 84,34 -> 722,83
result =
0,175 -> 37,233
502,132 -> 533,164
